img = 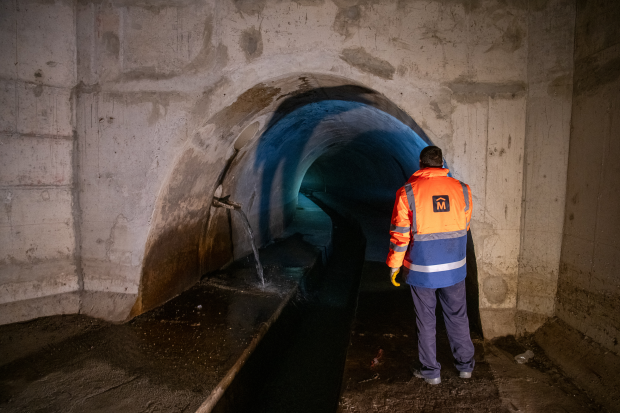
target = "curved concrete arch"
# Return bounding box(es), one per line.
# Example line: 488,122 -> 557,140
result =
131,73 -> 441,317
0,0 -> 579,343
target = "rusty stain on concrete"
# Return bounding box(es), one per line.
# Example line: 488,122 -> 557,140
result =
208,84 -> 281,131
132,220 -> 203,316
201,206 -> 234,274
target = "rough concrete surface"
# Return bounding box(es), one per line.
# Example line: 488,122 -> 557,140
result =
0,0 -> 613,372
516,0 -> 574,335
3,1 -> 620,410
556,0 -> 620,356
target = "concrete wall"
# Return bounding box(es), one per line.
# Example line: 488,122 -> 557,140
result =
0,0 -> 80,324
0,0 -> 580,338
516,0 -> 575,335
556,0 -> 620,356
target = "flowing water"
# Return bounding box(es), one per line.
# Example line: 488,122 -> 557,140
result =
233,208 -> 265,287
213,197 -> 265,287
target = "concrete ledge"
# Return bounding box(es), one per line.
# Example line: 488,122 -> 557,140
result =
0,292 -> 80,325
535,317 -> 620,412
195,281 -> 300,413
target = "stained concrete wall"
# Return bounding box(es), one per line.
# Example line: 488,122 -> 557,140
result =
0,0 -> 579,338
0,0 -> 80,324
556,0 -> 620,356
516,0 -> 575,335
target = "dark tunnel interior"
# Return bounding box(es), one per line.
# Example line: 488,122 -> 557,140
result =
214,87 -> 483,336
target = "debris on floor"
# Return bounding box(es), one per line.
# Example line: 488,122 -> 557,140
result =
514,349 -> 535,364
370,348 -> 384,368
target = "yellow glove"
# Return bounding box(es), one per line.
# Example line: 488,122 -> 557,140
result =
390,267 -> 400,287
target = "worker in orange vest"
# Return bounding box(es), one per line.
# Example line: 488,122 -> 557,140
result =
387,146 -> 475,385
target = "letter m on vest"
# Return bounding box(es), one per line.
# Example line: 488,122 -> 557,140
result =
432,195 -> 450,212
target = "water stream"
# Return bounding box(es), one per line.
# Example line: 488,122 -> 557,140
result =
233,208 -> 265,287
213,197 -> 265,287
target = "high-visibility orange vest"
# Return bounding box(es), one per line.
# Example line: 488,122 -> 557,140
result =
386,167 -> 472,288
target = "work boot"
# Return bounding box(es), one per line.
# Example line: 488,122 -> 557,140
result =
411,368 -> 441,385
459,371 -> 472,379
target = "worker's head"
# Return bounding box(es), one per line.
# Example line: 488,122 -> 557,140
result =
419,146 -> 443,169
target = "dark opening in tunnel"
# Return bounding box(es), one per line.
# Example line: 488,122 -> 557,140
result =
212,81 -> 483,336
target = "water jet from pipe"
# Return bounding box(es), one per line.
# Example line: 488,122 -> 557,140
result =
213,196 -> 265,287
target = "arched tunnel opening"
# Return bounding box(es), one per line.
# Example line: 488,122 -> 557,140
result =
0,78 -> 490,413
206,88 -> 481,334
199,85 -> 484,411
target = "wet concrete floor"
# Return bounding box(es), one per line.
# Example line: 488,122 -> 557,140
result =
0,234 -> 321,413
324,197 -> 605,413
0,194 -> 610,413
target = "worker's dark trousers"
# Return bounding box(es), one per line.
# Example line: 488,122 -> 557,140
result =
410,280 -> 475,379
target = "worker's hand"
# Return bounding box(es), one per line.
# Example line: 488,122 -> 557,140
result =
390,267 -> 400,287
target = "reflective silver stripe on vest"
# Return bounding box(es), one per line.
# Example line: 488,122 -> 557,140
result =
390,242 -> 408,253
404,257 -> 466,273
390,224 -> 410,233
404,183 -> 416,233
460,181 -> 469,212
413,229 -> 467,241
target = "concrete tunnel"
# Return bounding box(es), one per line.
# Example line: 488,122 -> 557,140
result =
137,77 -> 434,311
1,0 -> 620,411
132,75 -> 485,334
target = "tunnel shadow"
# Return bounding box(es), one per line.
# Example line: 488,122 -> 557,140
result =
466,230 -> 483,337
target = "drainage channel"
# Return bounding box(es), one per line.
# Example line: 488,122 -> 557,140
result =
212,195 -> 367,413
